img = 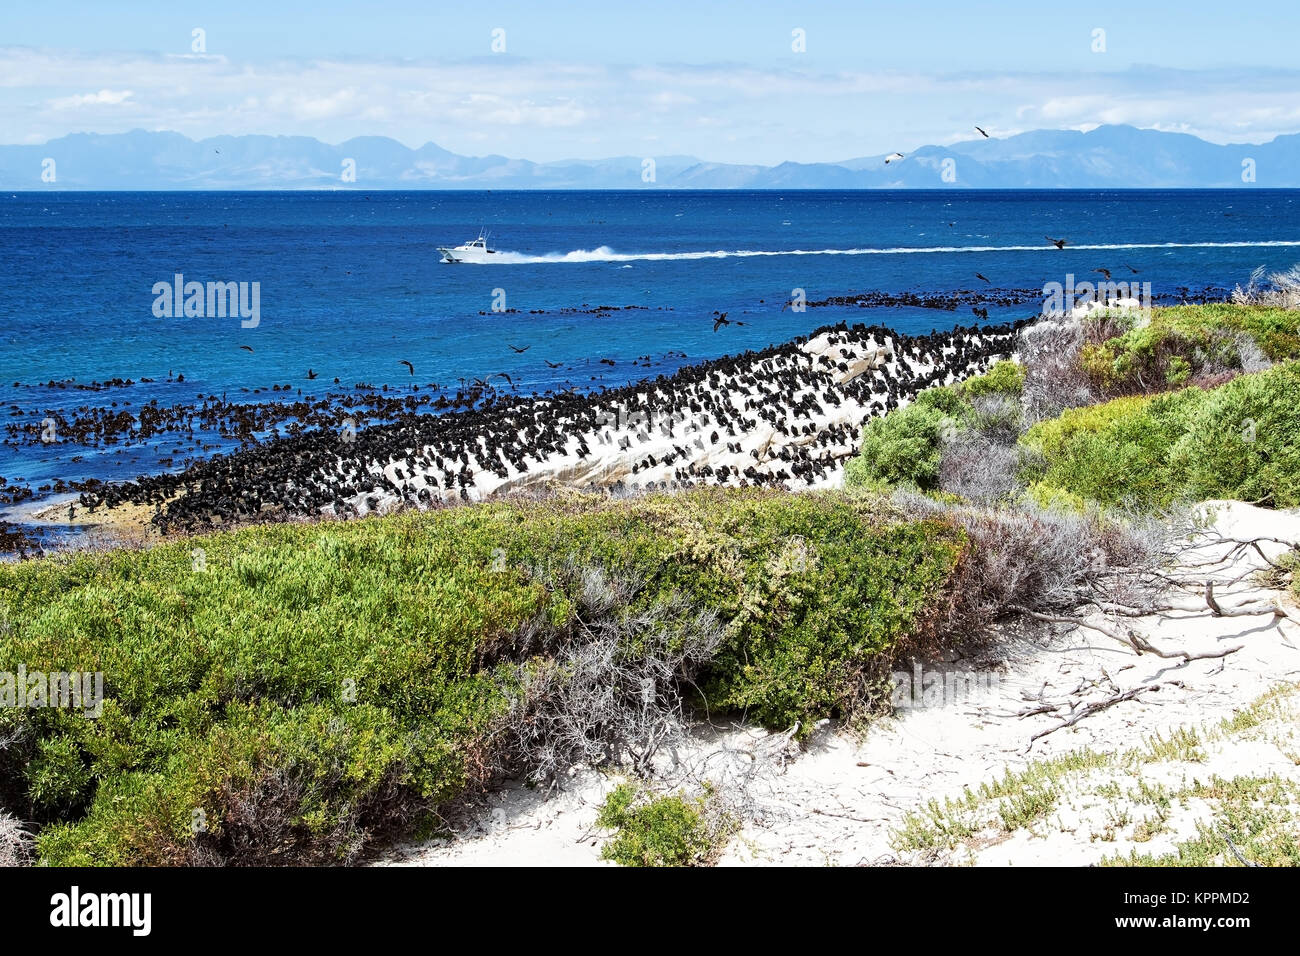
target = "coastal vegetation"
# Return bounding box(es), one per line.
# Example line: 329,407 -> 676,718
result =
0,489 -> 971,865
596,782 -> 733,867
1021,362 -> 1300,509
844,304 -> 1300,512
1,303 -> 1296,867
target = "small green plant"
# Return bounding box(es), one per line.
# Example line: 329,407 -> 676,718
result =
996,782 -> 1059,831
1131,811 -> 1170,844
1144,728 -> 1205,764
596,783 -> 728,867
959,360 -> 1025,398
1106,775 -> 1300,867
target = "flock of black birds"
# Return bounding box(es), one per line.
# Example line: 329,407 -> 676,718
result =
8,266 -> 1235,549
76,318 -> 1028,534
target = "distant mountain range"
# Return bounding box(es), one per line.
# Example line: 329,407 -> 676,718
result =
4,125 -> 1299,189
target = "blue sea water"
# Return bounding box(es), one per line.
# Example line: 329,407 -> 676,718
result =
2,188 -> 1299,491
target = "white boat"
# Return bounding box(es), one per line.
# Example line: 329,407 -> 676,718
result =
438,230 -> 498,263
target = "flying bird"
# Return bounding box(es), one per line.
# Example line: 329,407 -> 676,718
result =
306,369 -> 318,380
1094,267 -> 1112,280
508,344 -> 530,353
975,272 -> 991,283
975,126 -> 989,138
239,345 -> 254,353
544,360 -> 563,368
1046,236 -> 1067,250
713,312 -> 730,332
1125,264 -> 1140,274
399,360 -> 414,376
884,152 -> 905,164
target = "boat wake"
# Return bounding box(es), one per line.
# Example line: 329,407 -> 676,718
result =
469,240 -> 1300,264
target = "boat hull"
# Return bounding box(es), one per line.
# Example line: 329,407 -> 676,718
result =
438,246 -> 498,264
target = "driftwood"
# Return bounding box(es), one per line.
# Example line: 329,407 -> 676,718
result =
1223,834 -> 1262,868
1008,605 -> 1243,663
1028,681 -> 1185,745
1002,526 -> 1299,747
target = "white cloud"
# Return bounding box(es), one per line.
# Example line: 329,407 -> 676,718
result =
2,46 -> 1299,163
48,88 -> 134,110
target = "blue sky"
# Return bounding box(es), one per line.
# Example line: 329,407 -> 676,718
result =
4,0 -> 1299,162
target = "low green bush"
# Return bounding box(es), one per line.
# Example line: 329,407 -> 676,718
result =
1161,304 -> 1300,362
0,488 -> 965,865
1021,363 -> 1300,509
959,360 -> 1025,399
1170,362 -> 1300,506
1078,305 -> 1300,397
596,783 -> 726,866
1080,319 -> 1230,395
843,386 -> 969,492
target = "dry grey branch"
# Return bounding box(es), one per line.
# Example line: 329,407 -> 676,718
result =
0,813 -> 34,867
490,563 -> 725,786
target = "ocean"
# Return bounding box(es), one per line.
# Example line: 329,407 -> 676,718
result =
3,188 -> 1300,493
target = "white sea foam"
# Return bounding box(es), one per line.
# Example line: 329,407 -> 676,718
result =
456,239 -> 1300,264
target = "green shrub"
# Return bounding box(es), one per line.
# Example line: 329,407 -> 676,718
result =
1162,304 -> 1300,362
959,360 -> 1025,398
844,386 -> 969,491
700,507 -> 963,729
1021,363 -> 1300,509
1170,362 -> 1300,506
1078,305 -> 1300,398
1019,392 -> 1195,508
596,783 -> 724,866
0,488 -> 965,865
1080,318 -> 1232,395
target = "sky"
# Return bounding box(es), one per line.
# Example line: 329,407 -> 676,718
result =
3,0 -> 1300,164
